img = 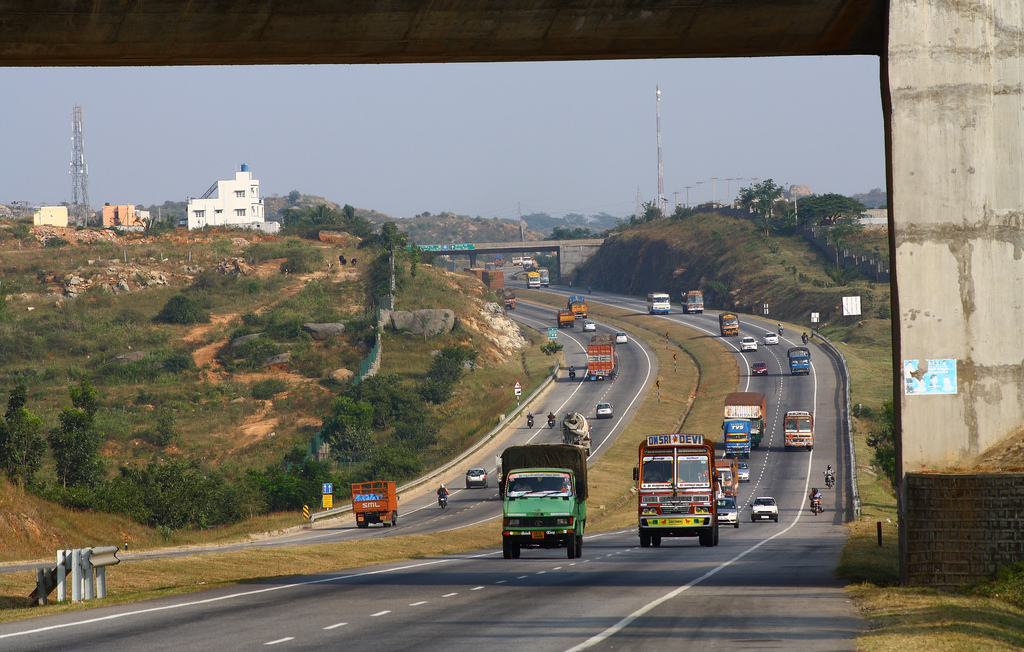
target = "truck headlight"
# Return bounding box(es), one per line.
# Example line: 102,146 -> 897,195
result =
505,518 -> 520,526
641,507 -> 659,515
554,517 -> 572,526
693,507 -> 710,514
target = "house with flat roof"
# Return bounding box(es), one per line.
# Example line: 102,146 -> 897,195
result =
186,164 -> 278,233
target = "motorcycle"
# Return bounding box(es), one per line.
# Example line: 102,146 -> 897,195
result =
825,472 -> 835,489
777,325 -> 784,336
569,368 -> 576,380
438,494 -> 448,509
810,497 -> 823,515
527,414 -> 534,428
547,415 -> 556,428
802,333 -> 809,345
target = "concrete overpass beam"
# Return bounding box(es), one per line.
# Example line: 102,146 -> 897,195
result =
889,0 -> 1024,585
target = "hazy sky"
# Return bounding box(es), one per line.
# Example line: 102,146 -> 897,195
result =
1,56 -> 884,220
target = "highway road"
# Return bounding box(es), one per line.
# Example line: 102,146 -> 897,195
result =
0,283 -> 860,650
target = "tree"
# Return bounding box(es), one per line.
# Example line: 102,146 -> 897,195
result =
0,385 -> 46,487
288,190 -> 301,204
641,200 -> 662,223
866,400 -> 897,490
155,294 -> 210,324
795,193 -> 866,225
548,225 -> 595,240
320,397 -> 375,456
821,217 -> 864,264
49,378 -> 105,488
419,345 -> 477,404
738,179 -> 785,235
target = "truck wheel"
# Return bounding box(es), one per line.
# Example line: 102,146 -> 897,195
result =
699,528 -> 713,547
734,521 -> 739,529
713,526 -> 720,546
652,535 -> 662,547
567,539 -> 576,559
511,542 -> 520,559
502,537 -> 512,559
575,535 -> 583,558
640,531 -> 651,547
357,520 -> 368,529
392,513 -> 397,527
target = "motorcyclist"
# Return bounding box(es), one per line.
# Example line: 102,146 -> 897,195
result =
777,323 -> 784,335
809,487 -> 822,511
802,332 -> 809,344
527,411 -> 534,426
569,365 -> 576,379
824,464 -> 835,485
437,484 -> 449,506
547,411 -> 556,425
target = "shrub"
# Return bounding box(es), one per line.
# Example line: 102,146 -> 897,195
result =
251,378 -> 288,400
541,341 -> 564,355
155,295 -> 209,324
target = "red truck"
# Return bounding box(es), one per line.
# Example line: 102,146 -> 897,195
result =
351,481 -> 398,528
586,333 -> 617,380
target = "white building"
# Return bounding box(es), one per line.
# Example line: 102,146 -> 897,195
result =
186,164 -> 278,233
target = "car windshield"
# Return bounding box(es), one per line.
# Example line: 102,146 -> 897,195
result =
738,462 -> 748,470
755,498 -> 775,505
468,469 -> 484,475
717,497 -> 736,508
598,403 -> 610,409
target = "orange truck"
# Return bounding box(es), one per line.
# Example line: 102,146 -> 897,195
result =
351,481 -> 398,528
503,289 -> 516,310
715,458 -> 739,498
568,295 -> 588,319
557,309 -> 576,328
784,410 -> 814,450
634,433 -> 720,548
586,333 -> 617,380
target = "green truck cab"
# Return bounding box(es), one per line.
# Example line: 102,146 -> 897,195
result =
500,444 -> 588,559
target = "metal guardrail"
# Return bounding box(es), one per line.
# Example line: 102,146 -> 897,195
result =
812,332 -> 861,518
310,360 -> 561,522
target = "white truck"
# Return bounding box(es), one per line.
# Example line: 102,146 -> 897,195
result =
561,412 -> 592,456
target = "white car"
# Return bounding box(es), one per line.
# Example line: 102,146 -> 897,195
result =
582,321 -> 597,332
751,496 -> 779,522
615,331 -> 628,344
717,496 -> 739,529
763,332 -> 779,345
596,402 -> 614,419
740,336 -> 758,352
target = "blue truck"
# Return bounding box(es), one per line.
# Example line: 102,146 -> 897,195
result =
723,420 -> 752,459
787,346 -> 811,375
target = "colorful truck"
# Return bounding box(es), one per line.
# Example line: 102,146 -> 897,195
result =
715,457 -> 739,498
538,267 -> 550,287
647,292 -> 671,314
634,433 -> 719,548
787,346 -> 811,375
561,412 -> 592,456
501,444 -> 588,559
586,333 -> 617,380
723,392 -> 767,449
502,289 -> 516,310
526,271 -> 541,288
351,481 -> 398,528
557,309 -> 576,328
683,290 -> 705,314
784,410 -> 814,450
723,419 -> 751,458
719,312 -> 739,336
568,295 -> 588,319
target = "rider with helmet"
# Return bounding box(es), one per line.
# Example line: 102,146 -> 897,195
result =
437,484 -> 449,506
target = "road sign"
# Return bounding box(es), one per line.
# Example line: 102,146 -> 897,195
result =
322,495 -> 333,509
302,505 -> 310,520
763,302 -> 769,315
548,328 -> 557,339
811,312 -> 820,323
514,381 -> 522,396
414,243 -> 476,252
322,482 -> 333,495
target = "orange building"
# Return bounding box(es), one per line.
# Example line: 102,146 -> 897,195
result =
102,204 -> 145,228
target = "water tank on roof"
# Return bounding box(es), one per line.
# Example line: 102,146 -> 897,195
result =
241,163 -> 249,172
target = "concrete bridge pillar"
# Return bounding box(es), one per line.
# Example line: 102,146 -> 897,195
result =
558,243 -> 602,279
889,0 -> 1024,584
468,252 -> 478,268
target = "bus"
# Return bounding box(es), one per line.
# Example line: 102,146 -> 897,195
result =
647,293 -> 671,314
526,271 -> 541,289
719,312 -> 739,336
538,267 -> 550,287
633,433 -> 719,548
784,410 -> 814,450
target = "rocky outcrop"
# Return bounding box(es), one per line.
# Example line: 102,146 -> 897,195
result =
107,351 -> 149,364
329,368 -> 355,383
230,332 -> 265,348
263,352 -> 292,369
302,322 -> 346,341
386,309 -> 455,336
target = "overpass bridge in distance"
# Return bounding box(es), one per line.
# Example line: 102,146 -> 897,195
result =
420,239 -> 604,280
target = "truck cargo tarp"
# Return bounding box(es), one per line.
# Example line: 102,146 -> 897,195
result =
501,444 -> 588,500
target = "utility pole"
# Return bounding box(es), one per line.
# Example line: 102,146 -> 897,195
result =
712,177 -> 718,206
696,180 -> 702,206
726,178 -> 733,207
685,186 -> 691,207
673,190 -> 679,210
656,86 -> 667,216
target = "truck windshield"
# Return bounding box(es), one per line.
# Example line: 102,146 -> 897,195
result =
723,317 -> 738,326
641,456 -> 673,486
677,455 -> 711,487
507,472 -> 572,496
785,418 -> 812,433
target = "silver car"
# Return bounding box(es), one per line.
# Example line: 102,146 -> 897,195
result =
596,402 -> 614,419
582,321 -> 597,332
763,332 -> 779,345
740,336 -> 758,351
737,461 -> 750,482
465,468 -> 488,489
717,496 -> 739,528
615,331 -> 628,344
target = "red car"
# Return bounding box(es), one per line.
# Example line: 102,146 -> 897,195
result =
751,362 -> 768,376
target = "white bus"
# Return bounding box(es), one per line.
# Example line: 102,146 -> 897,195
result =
647,293 -> 671,314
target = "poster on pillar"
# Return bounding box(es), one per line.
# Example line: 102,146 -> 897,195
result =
903,359 -> 957,396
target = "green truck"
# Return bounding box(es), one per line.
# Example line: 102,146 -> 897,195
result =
500,444 -> 588,559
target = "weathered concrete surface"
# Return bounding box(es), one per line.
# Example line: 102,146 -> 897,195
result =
888,0 -> 1024,584
0,1 -> 887,67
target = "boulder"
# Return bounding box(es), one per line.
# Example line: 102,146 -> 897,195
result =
262,352 -> 292,369
107,351 -> 149,364
329,368 -> 355,383
302,322 -> 346,341
117,280 -> 131,293
410,309 -> 456,336
230,332 -> 265,348
390,310 -> 417,331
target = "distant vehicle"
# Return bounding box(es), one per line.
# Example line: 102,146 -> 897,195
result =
751,496 -> 779,522
596,402 -> 614,419
683,290 -> 705,314
751,361 -> 768,375
715,458 -> 739,498
511,256 -> 523,266
647,292 -> 671,314
537,267 -> 550,287
787,347 -> 811,375
717,496 -> 739,529
719,312 -> 739,336
557,309 -> 576,329
740,336 -> 758,351
503,289 -> 516,310
465,468 -> 488,489
561,412 -> 592,456
737,461 -> 750,482
763,332 -> 779,345
352,481 -> 399,528
586,333 -> 617,380
521,255 -> 534,270
493,254 -> 504,266
582,320 -> 597,332
568,295 -> 588,319
615,331 -> 628,344
526,271 -> 541,288
724,392 -> 767,450
784,410 -> 814,450
723,420 -> 751,459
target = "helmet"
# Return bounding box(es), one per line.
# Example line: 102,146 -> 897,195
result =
827,464 -> 832,470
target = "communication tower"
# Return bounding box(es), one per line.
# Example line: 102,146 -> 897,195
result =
70,104 -> 90,226
656,87 -> 667,216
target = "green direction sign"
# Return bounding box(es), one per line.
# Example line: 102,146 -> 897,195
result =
548,328 -> 558,340
413,243 -> 476,252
